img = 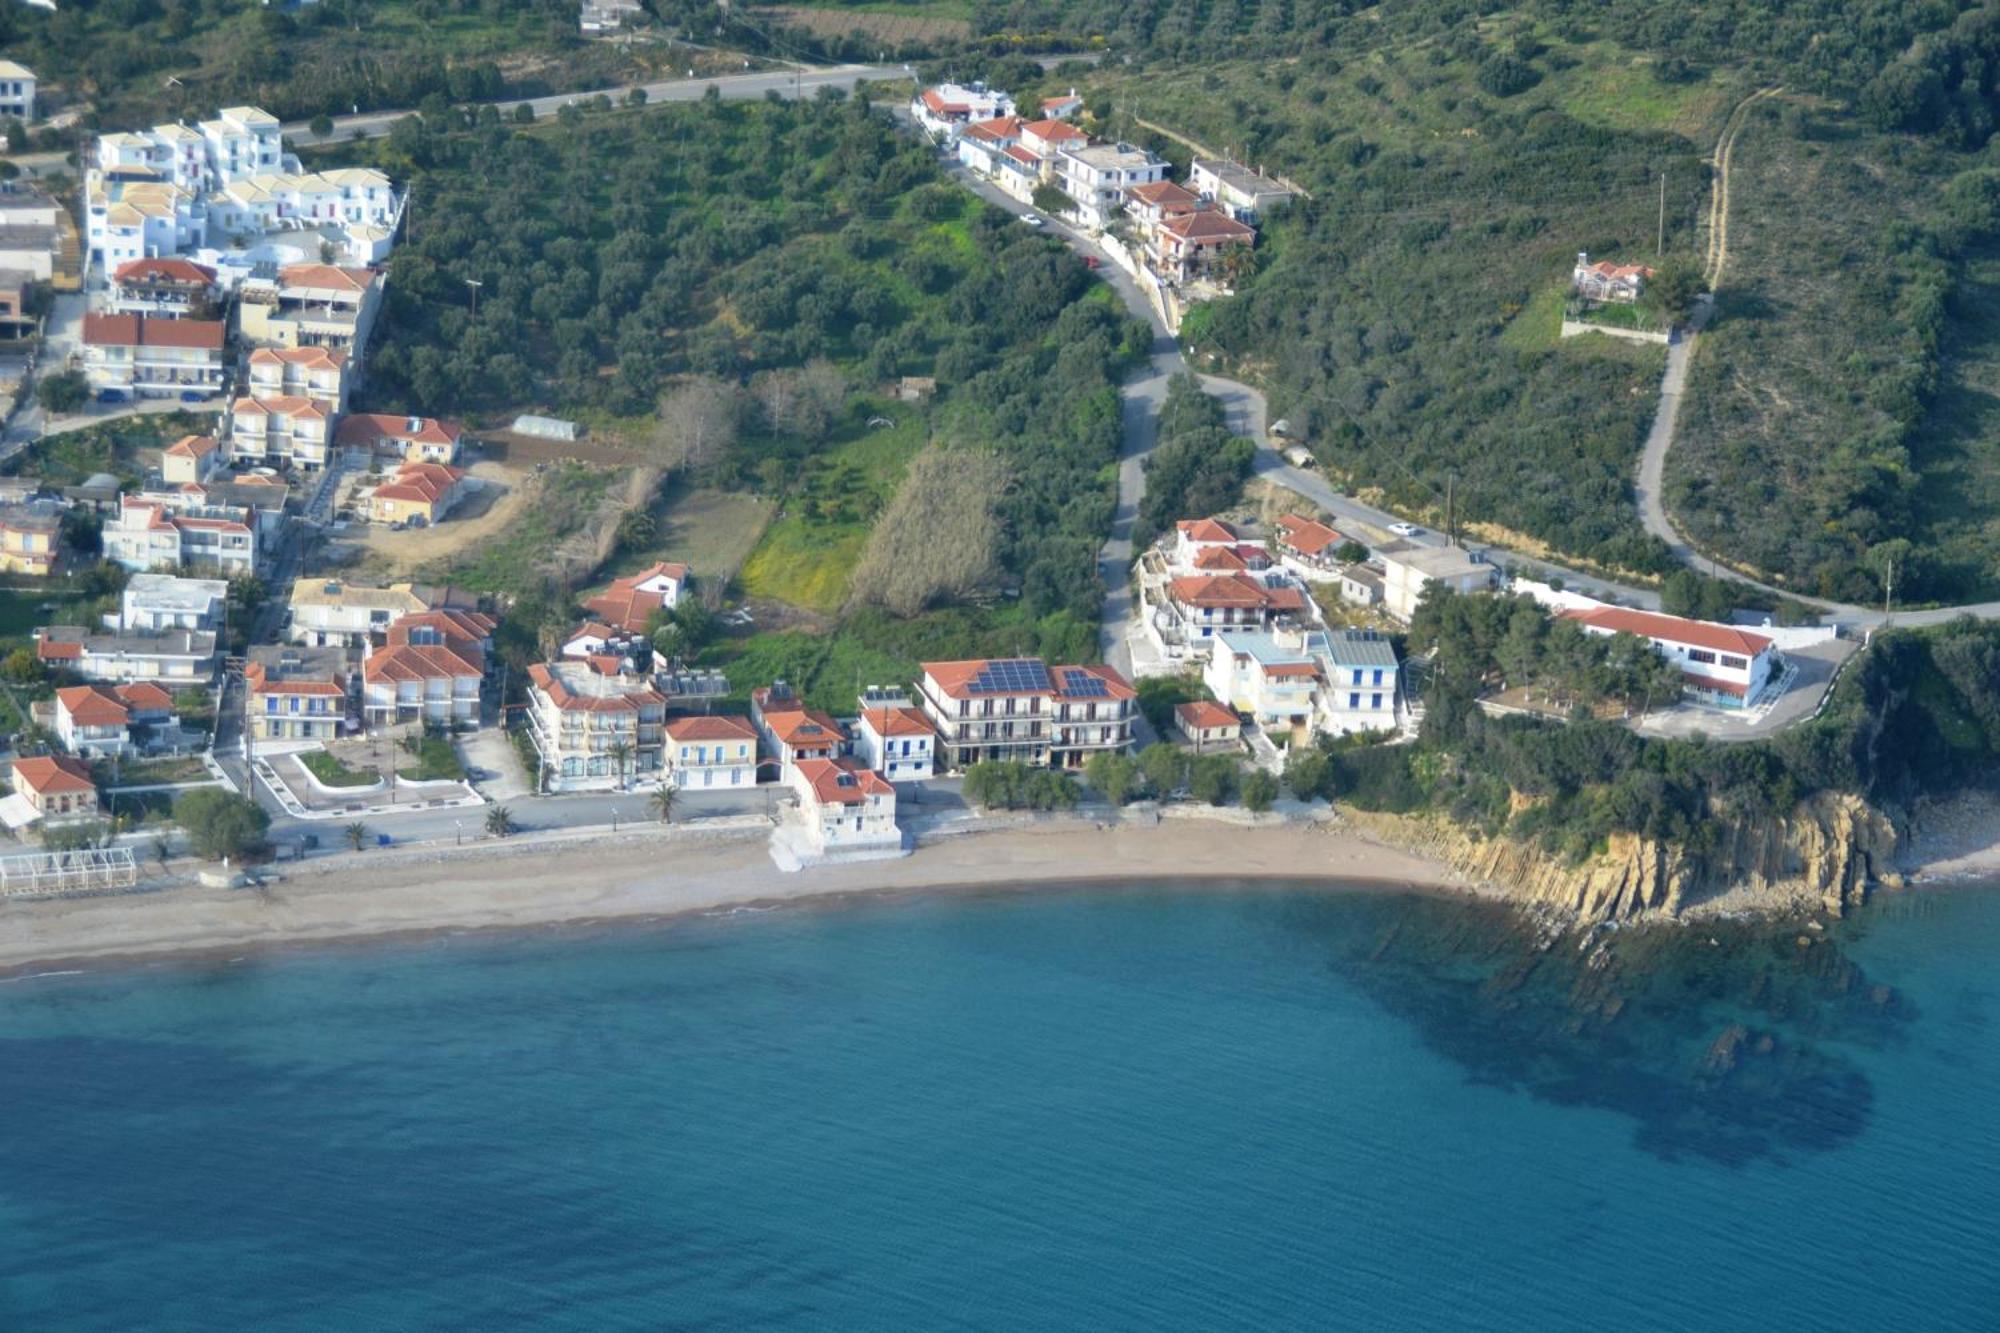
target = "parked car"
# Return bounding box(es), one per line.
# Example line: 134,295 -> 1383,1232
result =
179,390 -> 209,403
1387,522 -> 1421,537
1020,212 -> 1043,227
1083,254 -> 1101,269
96,389 -> 127,404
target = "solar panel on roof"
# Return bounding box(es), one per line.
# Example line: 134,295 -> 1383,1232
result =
1060,668 -> 1107,697
970,658 -> 1050,693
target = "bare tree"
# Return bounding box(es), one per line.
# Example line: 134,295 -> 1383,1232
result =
751,358 -> 847,442
651,377 -> 742,470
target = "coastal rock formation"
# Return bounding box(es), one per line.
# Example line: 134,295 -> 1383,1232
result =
1349,791 -> 1900,924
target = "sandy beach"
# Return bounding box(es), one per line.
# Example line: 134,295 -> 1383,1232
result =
0,819 -> 1466,976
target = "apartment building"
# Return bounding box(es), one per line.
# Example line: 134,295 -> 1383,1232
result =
334,412 -> 462,464
1164,571 -> 1309,641
108,257 -> 222,319
1203,628 -> 1323,735
35,625 -> 219,683
1124,180 -> 1200,234
663,714 -> 758,790
247,345 -> 349,409
1378,543 -> 1497,621
84,175 -> 205,273
750,683 -> 847,779
525,659 -> 669,791
246,645 -> 351,745
917,657 -> 1135,771
1317,630 -> 1401,736
79,314 -> 227,399
207,168 -> 400,259
103,494 -> 256,576
228,395 -> 332,469
1054,142 -> 1168,228
0,501 -> 63,576
237,264 -> 384,358
360,642 -> 483,729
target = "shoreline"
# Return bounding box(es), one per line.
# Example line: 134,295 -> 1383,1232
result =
0,820 -> 1471,979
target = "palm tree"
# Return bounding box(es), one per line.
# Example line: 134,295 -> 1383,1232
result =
650,781 -> 676,824
343,821 -> 368,851
607,740 -> 632,790
485,805 -> 516,838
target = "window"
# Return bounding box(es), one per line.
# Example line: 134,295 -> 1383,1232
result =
1371,693 -> 1383,709
1721,655 -> 1748,670
1687,649 -> 1718,665
1351,669 -> 1363,686
1349,692 -> 1360,709
1372,669 -> 1384,686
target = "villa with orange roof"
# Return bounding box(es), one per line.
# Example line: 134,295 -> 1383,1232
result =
1041,88 -> 1084,120
53,682 -> 175,756
664,714 -> 758,790
248,345 -> 349,409
8,755 -> 100,824
789,757 -> 900,853
160,433 -> 225,486
228,394 -> 332,469
1151,208 -> 1256,283
1124,180 -> 1201,235
1275,513 -> 1348,575
956,114 -> 1025,176
1164,571 -> 1307,640
751,683 -> 848,779
371,462 -> 469,526
1175,699 -> 1243,754
108,256 -> 220,320
335,412 -> 463,464
582,561 -> 689,635
916,657 -> 1135,770
910,82 -> 1016,140
1572,251 -> 1654,303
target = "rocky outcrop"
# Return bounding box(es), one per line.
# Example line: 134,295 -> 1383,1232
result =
1347,791 -> 1901,924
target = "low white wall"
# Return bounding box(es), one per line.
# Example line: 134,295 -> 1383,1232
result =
1560,319 -> 1670,346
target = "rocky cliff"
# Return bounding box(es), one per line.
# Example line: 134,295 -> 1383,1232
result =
1349,791 -> 1902,923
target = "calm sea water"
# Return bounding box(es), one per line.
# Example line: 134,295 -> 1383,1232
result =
0,879 -> 1996,1332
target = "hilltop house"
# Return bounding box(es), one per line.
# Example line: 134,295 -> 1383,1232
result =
1124,180 -> 1201,235
1573,252 -> 1653,303
1275,514 -> 1347,576
1558,606 -> 1778,709
911,83 -> 1017,140
1151,209 -> 1256,283
1040,88 -> 1085,121
664,714 -> 758,790
1189,158 -> 1301,221
583,561 -> 689,635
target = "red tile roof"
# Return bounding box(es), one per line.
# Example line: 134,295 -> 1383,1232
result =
795,756 -> 894,806
1559,607 -> 1773,657
233,395 -> 328,420
82,313 -> 225,350
665,714 -> 758,743
386,608 -> 495,657
582,562 -> 691,635
115,681 -> 174,711
374,462 -> 465,507
1052,662 -> 1136,702
527,662 -> 662,713
861,705 -> 937,739
1169,572 -> 1275,609
1159,210 -> 1257,242
961,115 -> 1024,144
164,433 -> 220,459
1581,259 -> 1654,282
1020,118 -> 1085,143
1177,517 -> 1241,544
363,643 -> 482,684
1277,513 -> 1343,556
35,637 -> 82,662
767,707 -> 847,750
334,412 -> 460,449
1176,700 -> 1240,732
1127,180 -> 1199,209
250,345 -> 348,370
1192,545 -> 1249,572
112,256 -> 217,286
12,754 -> 96,797
278,263 -> 378,292
246,661 -> 345,696
56,684 -> 130,727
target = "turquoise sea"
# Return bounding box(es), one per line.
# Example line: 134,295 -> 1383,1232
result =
1,878 -> 1997,1331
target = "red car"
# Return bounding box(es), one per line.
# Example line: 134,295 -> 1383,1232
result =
1083,255 -> 1101,270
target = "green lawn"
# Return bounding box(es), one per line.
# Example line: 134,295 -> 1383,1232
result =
299,751 -> 379,788
0,584 -> 96,652
738,516 -> 871,613
397,736 -> 467,783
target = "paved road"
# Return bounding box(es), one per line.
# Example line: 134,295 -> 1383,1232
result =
0,291 -> 85,460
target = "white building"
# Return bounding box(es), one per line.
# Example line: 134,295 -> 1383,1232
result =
1188,158 -> 1301,221
664,714 -> 758,790
1378,543 -> 1497,621
286,578 -> 439,648
0,61 -> 35,123
79,313 -> 227,399
247,345 -> 349,409
524,659 -> 667,791
790,757 -> 901,852
237,264 -> 386,358
1559,606 -> 1778,709
1573,252 -> 1653,303
35,625 -> 219,683
1317,630 -> 1400,736
911,83 -> 1016,141
1203,629 -> 1322,736
854,696 -> 939,782
916,657 -> 1135,771
227,395 -> 333,470
102,494 -> 256,576
119,573 -> 229,633
1054,142 -> 1168,229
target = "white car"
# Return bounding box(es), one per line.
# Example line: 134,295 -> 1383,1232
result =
1387,521 -> 1420,537
1020,212 -> 1044,227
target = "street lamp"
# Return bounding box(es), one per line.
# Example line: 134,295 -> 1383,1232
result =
610,804 -> 620,833
464,278 -> 483,320
454,818 -> 462,846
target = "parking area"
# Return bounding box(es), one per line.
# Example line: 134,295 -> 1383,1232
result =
1633,637 -> 1859,742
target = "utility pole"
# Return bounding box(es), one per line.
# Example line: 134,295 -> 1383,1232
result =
1444,472 -> 1456,547
1657,171 -> 1666,257
464,277 -> 483,320
1882,551 -> 1898,617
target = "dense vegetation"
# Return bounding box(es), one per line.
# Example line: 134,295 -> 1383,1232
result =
1291,588 -> 2000,865
1135,374 -> 1254,548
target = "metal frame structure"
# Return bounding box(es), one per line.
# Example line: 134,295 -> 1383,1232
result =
0,846 -> 139,898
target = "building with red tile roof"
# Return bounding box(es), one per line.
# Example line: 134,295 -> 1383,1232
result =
854,702 -> 939,781
916,657 -> 1134,770
371,461 -> 468,526
335,412 -> 463,464
1275,513 -> 1347,572
161,433 -> 224,486
248,344 -> 349,409
109,257 -> 221,320
664,713 -> 758,790
790,756 -> 900,852
750,683 -> 847,777
1152,208 -> 1257,282
361,642 -> 484,728
525,659 -> 667,790
1175,699 -> 1243,753
80,313 -> 227,399
1558,606 -> 1778,708
1572,252 -> 1655,303
9,754 -> 100,821
582,561 -> 690,636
